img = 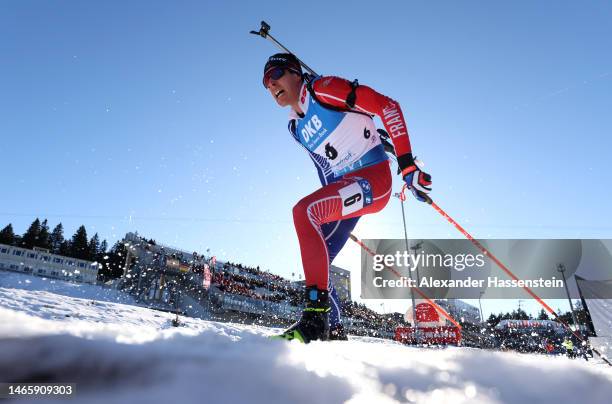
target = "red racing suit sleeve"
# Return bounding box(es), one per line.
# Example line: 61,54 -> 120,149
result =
311,76 -> 414,165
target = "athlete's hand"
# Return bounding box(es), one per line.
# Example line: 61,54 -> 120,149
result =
399,153 -> 432,203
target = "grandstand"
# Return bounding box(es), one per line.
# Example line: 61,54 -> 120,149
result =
117,232 -> 403,338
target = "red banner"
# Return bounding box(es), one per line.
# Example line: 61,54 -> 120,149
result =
395,326 -> 461,345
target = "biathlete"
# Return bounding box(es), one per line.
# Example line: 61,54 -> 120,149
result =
263,53 -> 432,343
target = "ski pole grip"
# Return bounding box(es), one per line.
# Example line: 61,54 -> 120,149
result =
260,21 -> 271,36
250,21 -> 271,38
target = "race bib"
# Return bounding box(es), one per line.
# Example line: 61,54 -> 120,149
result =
338,179 -> 373,216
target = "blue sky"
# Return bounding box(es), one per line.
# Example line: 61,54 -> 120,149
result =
1,1 -> 611,317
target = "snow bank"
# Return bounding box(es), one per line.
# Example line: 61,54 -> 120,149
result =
0,270 -> 135,305
1,271 -> 612,404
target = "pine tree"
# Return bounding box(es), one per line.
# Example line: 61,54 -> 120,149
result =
59,240 -> 71,256
511,308 -> 530,320
21,218 -> 41,249
0,224 -> 16,245
558,310 -> 574,325
98,241 -> 129,281
49,223 -> 65,254
70,225 -> 89,260
537,308 -> 549,320
486,313 -> 502,327
97,240 -> 108,261
93,240 -> 109,280
37,219 -> 51,250
88,233 -> 100,261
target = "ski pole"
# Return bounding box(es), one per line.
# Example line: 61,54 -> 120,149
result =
250,21 -> 318,76
417,190 -> 612,366
348,233 -> 462,330
395,191 -> 418,332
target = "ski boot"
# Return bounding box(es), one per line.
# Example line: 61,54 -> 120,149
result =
329,323 -> 348,341
271,286 -> 330,343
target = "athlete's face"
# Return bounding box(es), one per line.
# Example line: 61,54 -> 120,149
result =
266,69 -> 302,108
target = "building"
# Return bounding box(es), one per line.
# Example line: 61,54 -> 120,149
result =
0,243 -> 99,284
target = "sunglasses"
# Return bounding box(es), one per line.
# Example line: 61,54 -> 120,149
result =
264,67 -> 302,88
263,67 -> 287,88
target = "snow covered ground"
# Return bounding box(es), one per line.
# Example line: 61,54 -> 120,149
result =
1,270 -> 612,404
